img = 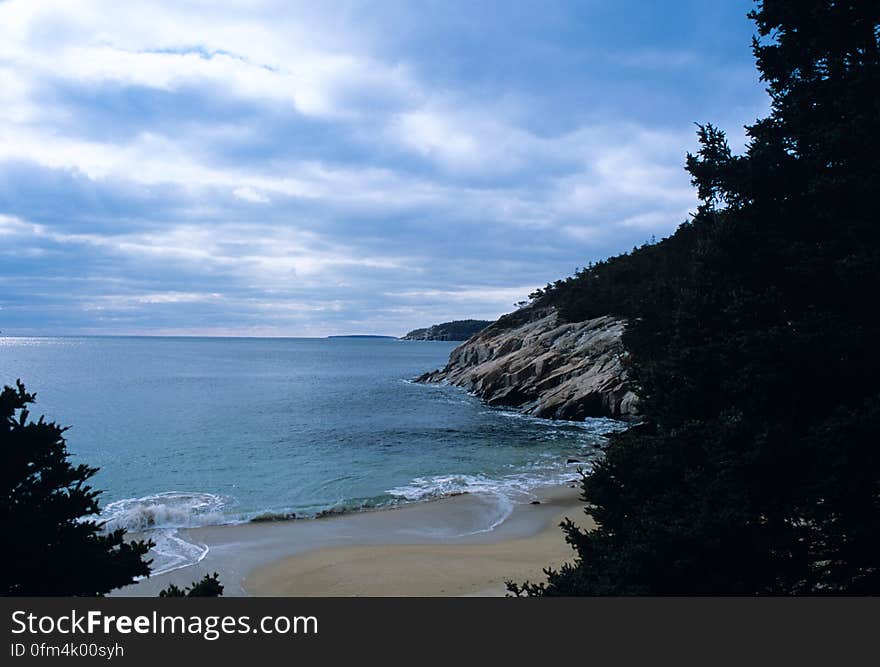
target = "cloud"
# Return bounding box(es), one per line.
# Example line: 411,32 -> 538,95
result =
0,213 -> 410,283
0,0 -> 767,335
0,0 -> 421,123
233,186 -> 270,204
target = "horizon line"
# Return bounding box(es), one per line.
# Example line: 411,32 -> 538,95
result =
0,332 -> 409,340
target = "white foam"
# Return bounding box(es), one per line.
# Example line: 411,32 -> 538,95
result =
143,530 -> 210,577
493,410 -> 630,433
388,472 -> 533,502
101,491 -> 228,532
101,492 -> 227,577
386,463 -> 587,536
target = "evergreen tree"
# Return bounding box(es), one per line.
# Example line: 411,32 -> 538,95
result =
1,380 -> 153,595
511,0 -> 880,595
158,572 -> 224,597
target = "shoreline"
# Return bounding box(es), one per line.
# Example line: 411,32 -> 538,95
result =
246,484 -> 589,596
118,483 -> 588,597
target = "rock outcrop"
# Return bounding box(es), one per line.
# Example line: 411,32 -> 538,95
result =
416,305 -> 639,420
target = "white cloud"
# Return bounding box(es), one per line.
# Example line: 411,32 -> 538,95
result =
135,292 -> 222,304
0,0 -> 735,335
0,2 -> 687,179
233,186 -> 270,204
0,0 -> 420,121
0,214 -> 33,236
1,213 -> 410,287
0,0 -> 698,241
387,105 -> 559,173
389,285 -> 538,307
81,291 -> 224,311
391,110 -> 484,168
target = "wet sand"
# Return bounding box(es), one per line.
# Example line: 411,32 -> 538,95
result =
119,484 -> 587,597
245,486 -> 591,596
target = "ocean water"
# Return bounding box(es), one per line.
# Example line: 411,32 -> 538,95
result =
0,336 -> 624,574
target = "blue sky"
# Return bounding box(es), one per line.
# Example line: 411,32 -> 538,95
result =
0,0 -> 767,336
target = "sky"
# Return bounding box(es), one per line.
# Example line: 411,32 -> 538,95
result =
0,0 -> 769,337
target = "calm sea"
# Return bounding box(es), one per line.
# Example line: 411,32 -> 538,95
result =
0,336 -> 622,573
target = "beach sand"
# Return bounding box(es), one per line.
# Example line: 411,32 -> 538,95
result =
119,484 -> 589,597
244,486 -> 591,597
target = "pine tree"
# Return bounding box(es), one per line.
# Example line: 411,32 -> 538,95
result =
1,380 -> 153,595
512,0 -> 880,595
158,572 -> 224,597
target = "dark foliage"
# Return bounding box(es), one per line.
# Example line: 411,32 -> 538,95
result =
158,572 -> 224,597
510,0 -> 880,595
402,319 -> 493,341
1,380 -> 153,596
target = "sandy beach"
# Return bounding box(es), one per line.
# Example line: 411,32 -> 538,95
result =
245,486 -> 591,596
120,484 -> 589,597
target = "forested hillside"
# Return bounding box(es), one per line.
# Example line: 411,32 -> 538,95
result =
402,319 -> 492,341
512,0 -> 880,595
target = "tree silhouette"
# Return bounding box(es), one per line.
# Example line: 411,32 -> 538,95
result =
511,0 -> 880,595
159,572 -> 224,597
1,380 -> 153,595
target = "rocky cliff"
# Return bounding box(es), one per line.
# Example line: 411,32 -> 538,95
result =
416,305 -> 639,420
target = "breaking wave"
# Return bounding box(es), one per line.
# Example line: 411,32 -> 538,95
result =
101,492 -> 229,532
100,492 -> 230,576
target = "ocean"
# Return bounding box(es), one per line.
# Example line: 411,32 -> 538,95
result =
1,336 -> 624,574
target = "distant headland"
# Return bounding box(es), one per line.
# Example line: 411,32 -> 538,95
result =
401,320 -> 492,341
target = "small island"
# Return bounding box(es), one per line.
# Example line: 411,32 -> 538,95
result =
401,319 -> 493,341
